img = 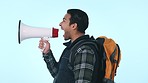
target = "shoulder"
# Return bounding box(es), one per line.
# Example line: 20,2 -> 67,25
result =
70,39 -> 98,55
76,45 -> 95,54
69,41 -> 97,67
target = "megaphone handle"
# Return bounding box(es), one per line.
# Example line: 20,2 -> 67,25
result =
40,37 -> 49,52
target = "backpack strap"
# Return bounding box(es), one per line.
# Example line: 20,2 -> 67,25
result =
110,47 -> 117,63
114,44 -> 121,76
116,44 -> 121,65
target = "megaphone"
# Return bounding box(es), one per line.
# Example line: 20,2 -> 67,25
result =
18,20 -> 59,44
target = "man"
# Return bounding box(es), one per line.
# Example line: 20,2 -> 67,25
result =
38,9 -> 99,83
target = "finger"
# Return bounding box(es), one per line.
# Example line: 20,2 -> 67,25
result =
38,44 -> 43,49
43,41 -> 50,53
39,39 -> 44,43
38,41 -> 44,49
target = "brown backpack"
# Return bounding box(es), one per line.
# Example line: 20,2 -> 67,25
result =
97,36 -> 121,83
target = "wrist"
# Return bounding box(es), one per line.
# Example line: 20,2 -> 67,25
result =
43,49 -> 50,55
43,49 -> 52,55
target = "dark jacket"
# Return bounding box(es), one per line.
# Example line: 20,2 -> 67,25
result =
43,35 -> 99,83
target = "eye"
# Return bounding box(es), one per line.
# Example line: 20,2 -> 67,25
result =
63,19 -> 66,22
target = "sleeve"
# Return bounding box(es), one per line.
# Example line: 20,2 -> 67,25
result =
43,50 -> 59,78
73,45 -> 96,83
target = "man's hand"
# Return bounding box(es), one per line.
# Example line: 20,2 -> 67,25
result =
38,38 -> 50,54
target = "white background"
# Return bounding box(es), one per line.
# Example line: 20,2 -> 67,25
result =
0,0 -> 148,83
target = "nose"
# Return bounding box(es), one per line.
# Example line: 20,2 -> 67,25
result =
59,21 -> 62,26
59,22 -> 63,30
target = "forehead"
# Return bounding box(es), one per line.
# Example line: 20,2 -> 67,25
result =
64,13 -> 71,20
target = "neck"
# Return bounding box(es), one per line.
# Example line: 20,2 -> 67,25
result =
71,32 -> 84,42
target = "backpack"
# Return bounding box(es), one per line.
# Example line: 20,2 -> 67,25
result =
69,36 -> 121,83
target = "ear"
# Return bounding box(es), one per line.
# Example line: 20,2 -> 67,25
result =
71,23 -> 77,30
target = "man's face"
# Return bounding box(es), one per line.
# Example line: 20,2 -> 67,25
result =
59,13 -> 72,40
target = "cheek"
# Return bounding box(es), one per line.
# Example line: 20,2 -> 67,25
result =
63,25 -> 69,31
63,28 -> 68,33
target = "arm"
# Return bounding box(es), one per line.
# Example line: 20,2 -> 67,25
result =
38,38 -> 58,78
43,50 -> 59,78
73,45 -> 96,83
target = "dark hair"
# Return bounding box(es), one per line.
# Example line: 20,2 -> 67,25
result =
67,9 -> 89,33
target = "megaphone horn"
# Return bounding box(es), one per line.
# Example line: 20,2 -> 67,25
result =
18,20 -> 59,44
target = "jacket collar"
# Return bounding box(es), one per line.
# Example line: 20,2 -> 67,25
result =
63,35 -> 90,48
